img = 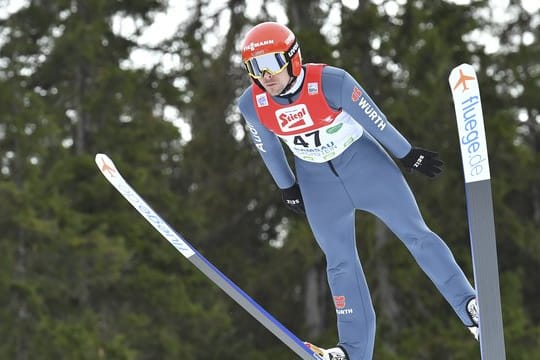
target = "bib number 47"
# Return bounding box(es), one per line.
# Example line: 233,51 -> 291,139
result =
293,130 -> 321,147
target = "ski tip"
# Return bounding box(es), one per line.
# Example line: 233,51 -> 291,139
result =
451,63 -> 473,71
95,153 -> 118,178
449,63 -> 474,77
449,63 -> 478,93
95,153 -> 110,166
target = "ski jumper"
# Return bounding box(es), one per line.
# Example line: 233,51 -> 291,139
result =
238,64 -> 476,360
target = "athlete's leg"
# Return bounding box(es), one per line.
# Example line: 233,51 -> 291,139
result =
365,182 -> 475,324
296,160 -> 375,360
335,134 -> 476,325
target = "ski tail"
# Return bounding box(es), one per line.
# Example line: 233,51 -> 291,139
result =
95,154 -> 322,360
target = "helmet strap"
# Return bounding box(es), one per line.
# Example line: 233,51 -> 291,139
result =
279,67 -> 304,97
284,39 -> 300,77
252,78 -> 266,92
284,40 -> 300,62
278,75 -> 298,97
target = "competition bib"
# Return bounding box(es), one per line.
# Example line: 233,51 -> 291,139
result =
278,111 -> 363,163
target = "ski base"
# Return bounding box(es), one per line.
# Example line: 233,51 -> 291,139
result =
95,153 -> 322,359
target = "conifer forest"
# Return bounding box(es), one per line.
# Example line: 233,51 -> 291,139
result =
0,1 -> 539,359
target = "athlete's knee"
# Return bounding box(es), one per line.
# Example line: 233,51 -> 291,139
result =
399,228 -> 437,250
325,256 -> 359,280
326,258 -> 345,273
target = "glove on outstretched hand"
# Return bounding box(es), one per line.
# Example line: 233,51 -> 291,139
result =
400,147 -> 443,178
281,183 -> 305,214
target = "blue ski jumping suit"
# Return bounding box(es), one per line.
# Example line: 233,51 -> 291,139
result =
238,63 -> 476,360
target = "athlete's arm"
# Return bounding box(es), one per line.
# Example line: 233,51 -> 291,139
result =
322,66 -> 412,158
238,87 -> 296,188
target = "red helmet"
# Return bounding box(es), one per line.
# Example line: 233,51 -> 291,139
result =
241,22 -> 302,78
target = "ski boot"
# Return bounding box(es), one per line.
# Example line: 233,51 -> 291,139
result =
467,297 -> 479,340
305,342 -> 348,360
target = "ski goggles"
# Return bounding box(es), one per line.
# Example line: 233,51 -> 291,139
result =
244,52 -> 289,79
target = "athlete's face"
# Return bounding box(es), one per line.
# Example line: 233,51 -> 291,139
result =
259,70 -> 291,96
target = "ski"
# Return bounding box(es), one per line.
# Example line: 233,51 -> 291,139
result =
449,64 -> 506,359
94,153 -> 322,360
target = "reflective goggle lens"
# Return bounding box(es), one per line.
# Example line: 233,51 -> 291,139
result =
244,52 -> 288,78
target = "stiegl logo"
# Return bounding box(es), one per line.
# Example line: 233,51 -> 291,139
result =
275,104 -> 314,132
280,107 -> 306,125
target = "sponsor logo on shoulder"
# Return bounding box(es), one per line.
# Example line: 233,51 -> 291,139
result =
256,93 -> 268,107
307,82 -> 319,95
351,86 -> 386,131
351,86 -> 362,102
